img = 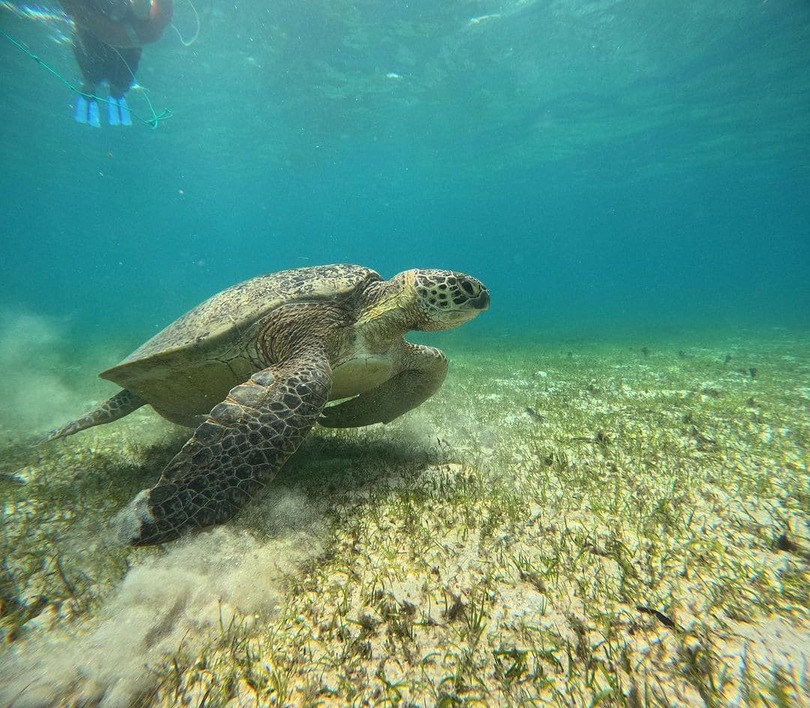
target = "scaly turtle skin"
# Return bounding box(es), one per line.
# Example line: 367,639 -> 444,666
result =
44,265 -> 489,545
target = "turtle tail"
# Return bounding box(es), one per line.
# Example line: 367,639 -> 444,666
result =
37,389 -> 147,444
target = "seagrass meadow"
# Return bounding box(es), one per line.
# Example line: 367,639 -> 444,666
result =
1,330 -> 807,706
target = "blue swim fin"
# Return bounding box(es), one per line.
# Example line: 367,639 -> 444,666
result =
108,98 -> 120,126
88,99 -> 100,127
73,96 -> 87,124
74,94 -> 101,127
108,96 -> 133,127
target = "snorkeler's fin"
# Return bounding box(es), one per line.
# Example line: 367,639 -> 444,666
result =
108,96 -> 132,127
73,95 -> 88,124
88,99 -> 100,127
74,94 -> 101,127
108,100 -> 119,126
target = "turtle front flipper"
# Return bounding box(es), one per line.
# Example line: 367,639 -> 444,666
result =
38,389 -> 147,444
320,343 -> 448,428
115,349 -> 332,546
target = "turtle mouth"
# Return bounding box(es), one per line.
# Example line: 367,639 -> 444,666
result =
469,289 -> 490,310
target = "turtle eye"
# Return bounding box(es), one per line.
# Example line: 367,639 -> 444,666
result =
459,278 -> 478,297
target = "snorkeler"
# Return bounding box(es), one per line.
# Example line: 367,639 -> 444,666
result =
58,0 -> 173,126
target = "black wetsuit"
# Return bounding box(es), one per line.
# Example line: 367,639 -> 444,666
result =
73,29 -> 141,98
59,0 -> 172,98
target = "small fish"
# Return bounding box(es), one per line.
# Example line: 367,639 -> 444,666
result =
0,471 -> 25,485
468,13 -> 501,26
636,605 -> 677,629
525,407 -> 544,422
774,533 -> 798,553
570,431 -> 610,446
693,431 -> 719,453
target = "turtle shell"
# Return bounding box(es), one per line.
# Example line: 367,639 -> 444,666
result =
100,264 -> 380,424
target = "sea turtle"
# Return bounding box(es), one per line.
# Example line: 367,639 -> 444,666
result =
45,264 -> 489,546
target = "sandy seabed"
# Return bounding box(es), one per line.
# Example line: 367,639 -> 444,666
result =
0,329 -> 808,706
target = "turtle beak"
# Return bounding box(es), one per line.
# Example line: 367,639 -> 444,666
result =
457,274 -> 489,311
469,288 -> 490,311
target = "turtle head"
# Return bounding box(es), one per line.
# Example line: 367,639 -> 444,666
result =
398,269 -> 490,331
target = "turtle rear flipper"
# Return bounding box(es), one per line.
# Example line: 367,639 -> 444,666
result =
115,349 -> 332,546
38,389 -> 147,444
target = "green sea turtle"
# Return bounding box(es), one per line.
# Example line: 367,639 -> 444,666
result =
45,264 -> 489,546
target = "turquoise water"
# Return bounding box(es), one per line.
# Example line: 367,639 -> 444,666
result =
1,4 -> 809,702
1,0 -> 808,342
